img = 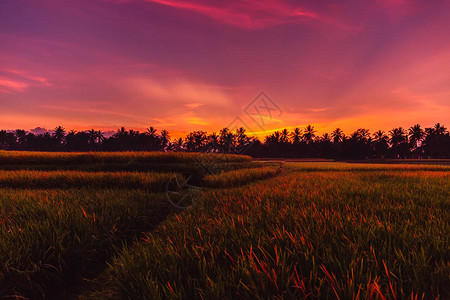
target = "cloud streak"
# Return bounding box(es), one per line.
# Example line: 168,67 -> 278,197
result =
137,0 -> 348,30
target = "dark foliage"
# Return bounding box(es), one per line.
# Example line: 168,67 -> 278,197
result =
1,123 -> 449,158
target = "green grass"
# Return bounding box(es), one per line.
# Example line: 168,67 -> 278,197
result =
0,152 -> 256,298
107,168 -> 449,299
0,187 -> 178,298
0,170 -> 181,190
203,166 -> 281,188
0,151 -> 251,166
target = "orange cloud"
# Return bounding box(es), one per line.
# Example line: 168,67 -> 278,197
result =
126,77 -> 232,107
184,103 -> 204,109
185,117 -> 209,126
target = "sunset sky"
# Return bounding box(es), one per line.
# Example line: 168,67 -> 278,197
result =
1,0 -> 449,138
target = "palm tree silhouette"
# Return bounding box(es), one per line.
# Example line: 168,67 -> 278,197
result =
268,131 -> 281,144
193,131 -> 207,151
408,124 -> 424,149
175,137 -> 184,150
373,130 -> 388,143
236,127 -> 246,138
185,133 -> 195,152
389,127 -> 407,147
1,122 -> 448,158
321,133 -> 331,142
117,127 -> 127,137
235,127 -> 250,151
350,129 -> 370,142
434,123 -> 447,135
15,129 -> 27,145
65,130 -> 76,148
280,129 -> 289,143
219,128 -> 234,152
331,128 -> 344,144
96,130 -> 105,144
303,125 -> 316,144
88,129 -> 97,145
53,126 -> 66,144
128,129 -> 138,137
389,127 -> 408,158
290,128 -> 302,144
160,129 -> 170,149
372,130 -> 389,158
146,126 -> 157,138
208,132 -> 219,152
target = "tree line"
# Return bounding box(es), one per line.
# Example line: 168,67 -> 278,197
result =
0,123 -> 449,159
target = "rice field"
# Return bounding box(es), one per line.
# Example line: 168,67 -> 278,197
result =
0,170 -> 182,190
203,166 -> 281,188
107,168 -> 449,299
0,151 -> 251,166
0,152 -> 448,299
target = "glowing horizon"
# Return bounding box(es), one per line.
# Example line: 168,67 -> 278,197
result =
1,0 -> 449,139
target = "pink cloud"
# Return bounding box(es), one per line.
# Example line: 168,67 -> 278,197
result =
0,69 -> 51,93
6,69 -> 50,86
0,78 -> 28,92
125,0 -> 351,30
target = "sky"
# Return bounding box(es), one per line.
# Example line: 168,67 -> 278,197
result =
1,0 -> 449,138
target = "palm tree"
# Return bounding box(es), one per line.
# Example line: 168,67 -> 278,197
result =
265,131 -> 281,144
208,132 -> 219,146
290,128 -> 302,144
331,128 -> 344,144
351,128 -> 371,142
146,126 -> 157,138
88,129 -> 97,145
160,129 -> 170,149
117,127 -> 127,137
280,129 -> 289,143
65,130 -> 76,149
192,131 -> 207,151
219,128 -> 235,152
173,137 -> 184,151
372,130 -> 389,158
235,127 -> 250,151
389,127 -> 408,158
389,127 -> 407,147
96,130 -> 105,144
373,130 -> 388,143
434,123 -> 447,135
422,123 -> 448,158
303,125 -> 316,144
321,133 -> 331,142
408,124 -> 424,149
184,133 -> 196,152
15,129 -> 27,145
53,126 -> 66,144
236,127 -> 246,142
128,129 -> 138,137
236,127 -> 246,138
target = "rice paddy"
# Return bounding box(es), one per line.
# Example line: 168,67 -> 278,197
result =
0,151 -> 448,299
